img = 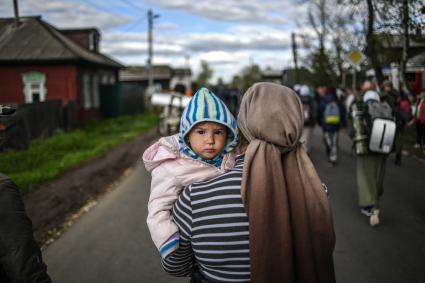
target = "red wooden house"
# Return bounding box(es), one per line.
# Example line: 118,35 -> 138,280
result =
0,16 -> 123,125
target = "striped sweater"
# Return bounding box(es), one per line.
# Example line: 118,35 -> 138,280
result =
162,155 -> 250,282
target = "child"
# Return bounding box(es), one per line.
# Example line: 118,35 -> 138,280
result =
142,88 -> 239,258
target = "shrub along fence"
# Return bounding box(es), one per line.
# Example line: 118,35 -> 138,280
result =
0,100 -> 64,151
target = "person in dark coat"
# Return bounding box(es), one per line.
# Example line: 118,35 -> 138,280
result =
380,80 -> 412,166
0,173 -> 52,283
317,87 -> 346,165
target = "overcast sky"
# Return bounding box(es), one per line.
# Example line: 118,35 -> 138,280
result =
1,0 -> 317,83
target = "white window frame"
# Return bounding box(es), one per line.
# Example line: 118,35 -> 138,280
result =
83,73 -> 92,109
21,72 -> 47,103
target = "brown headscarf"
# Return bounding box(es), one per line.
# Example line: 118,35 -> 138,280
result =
237,82 -> 336,283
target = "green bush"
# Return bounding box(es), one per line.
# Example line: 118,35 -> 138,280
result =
0,112 -> 158,192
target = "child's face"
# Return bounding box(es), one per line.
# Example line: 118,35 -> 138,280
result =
187,122 -> 227,160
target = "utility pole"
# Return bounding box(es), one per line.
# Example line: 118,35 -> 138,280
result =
147,9 -> 159,95
291,32 -> 299,84
13,0 -> 20,26
185,54 -> 191,94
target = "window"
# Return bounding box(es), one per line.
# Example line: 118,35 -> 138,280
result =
92,74 -> 100,108
83,73 -> 92,109
21,72 -> 47,103
109,75 -> 116,84
89,32 -> 95,51
101,74 -> 109,84
30,82 -> 41,102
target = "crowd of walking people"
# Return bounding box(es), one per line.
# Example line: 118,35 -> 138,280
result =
144,79 -> 425,282
144,80 -> 424,282
293,80 -> 424,228
1,78 -> 424,282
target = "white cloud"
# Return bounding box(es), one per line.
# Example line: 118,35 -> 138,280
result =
179,25 -> 292,52
156,22 -> 178,31
0,0 -> 315,83
198,51 -> 245,64
101,21 -> 294,83
0,0 -> 132,30
148,0 -> 286,25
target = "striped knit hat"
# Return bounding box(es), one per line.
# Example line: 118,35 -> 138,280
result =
179,87 -> 239,167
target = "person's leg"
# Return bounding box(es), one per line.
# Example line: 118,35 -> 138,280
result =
394,129 -> 403,166
329,131 -> 338,163
323,131 -> 332,161
415,122 -> 422,148
356,155 -> 379,208
370,156 -> 386,226
375,155 -> 387,207
357,154 -> 386,226
420,123 -> 425,147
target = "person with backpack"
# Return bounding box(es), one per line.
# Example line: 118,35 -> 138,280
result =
380,81 -> 413,166
348,89 -> 396,227
317,87 -> 345,165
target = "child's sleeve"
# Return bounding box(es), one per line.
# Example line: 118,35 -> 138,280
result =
161,185 -> 194,276
147,163 -> 181,256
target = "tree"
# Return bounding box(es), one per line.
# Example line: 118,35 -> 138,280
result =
374,0 -> 425,96
306,0 -> 338,86
234,64 -> 262,92
309,49 -> 336,86
196,60 -> 213,87
341,0 -> 425,89
365,0 -> 384,85
308,0 -> 328,52
327,2 -> 363,87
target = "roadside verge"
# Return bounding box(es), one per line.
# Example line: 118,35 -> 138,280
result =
23,128 -> 158,248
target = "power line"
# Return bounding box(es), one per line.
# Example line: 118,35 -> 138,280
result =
120,0 -> 147,13
122,15 -> 147,32
80,0 -> 115,15
147,9 -> 160,94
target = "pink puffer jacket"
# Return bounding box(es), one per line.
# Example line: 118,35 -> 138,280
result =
142,134 -> 235,251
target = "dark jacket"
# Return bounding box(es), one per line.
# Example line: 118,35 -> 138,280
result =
318,93 -> 346,132
0,173 -> 52,283
381,89 -> 412,129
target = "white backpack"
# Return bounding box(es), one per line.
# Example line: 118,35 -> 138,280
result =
365,100 -> 396,154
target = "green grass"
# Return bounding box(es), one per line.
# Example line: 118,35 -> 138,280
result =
0,112 -> 158,192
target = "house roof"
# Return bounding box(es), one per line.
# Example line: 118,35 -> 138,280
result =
380,34 -> 425,49
119,65 -> 174,81
262,69 -> 283,78
407,52 -> 425,70
0,16 -> 123,68
60,28 -> 100,36
173,68 -> 192,76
